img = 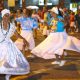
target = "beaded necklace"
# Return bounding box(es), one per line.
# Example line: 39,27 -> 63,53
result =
0,22 -> 10,43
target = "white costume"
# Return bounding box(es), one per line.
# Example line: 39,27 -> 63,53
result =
0,22 -> 30,75
0,9 -> 30,75
15,17 -> 38,50
31,31 -> 80,59
31,7 -> 80,59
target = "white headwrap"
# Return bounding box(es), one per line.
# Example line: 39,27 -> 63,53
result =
48,7 -> 59,14
1,9 -> 10,17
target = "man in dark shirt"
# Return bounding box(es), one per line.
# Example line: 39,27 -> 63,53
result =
75,10 -> 80,33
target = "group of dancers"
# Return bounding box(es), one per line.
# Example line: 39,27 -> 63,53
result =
0,7 -> 80,80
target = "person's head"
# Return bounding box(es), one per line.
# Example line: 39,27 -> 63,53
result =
1,9 -> 10,22
49,7 -> 59,18
43,6 -> 47,11
17,9 -> 21,14
23,8 -> 27,14
33,10 -> 37,14
44,22 -> 47,26
77,9 -> 80,14
26,9 -> 32,17
23,8 -> 32,17
38,9 -> 41,13
71,11 -> 74,15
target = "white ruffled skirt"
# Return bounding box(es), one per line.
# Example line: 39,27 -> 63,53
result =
15,30 -> 35,50
0,39 -> 30,75
31,32 -> 80,59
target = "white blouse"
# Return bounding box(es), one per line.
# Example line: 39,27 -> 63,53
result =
0,22 -> 16,42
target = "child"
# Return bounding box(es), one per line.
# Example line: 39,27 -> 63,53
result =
43,22 -> 49,38
69,12 -> 75,34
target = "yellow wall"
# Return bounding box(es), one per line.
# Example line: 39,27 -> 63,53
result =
8,0 -> 15,7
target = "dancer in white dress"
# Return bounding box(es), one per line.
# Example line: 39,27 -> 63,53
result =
0,9 -> 30,80
31,7 -> 80,66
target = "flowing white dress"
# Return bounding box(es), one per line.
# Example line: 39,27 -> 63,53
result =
31,31 -> 80,59
0,23 -> 30,75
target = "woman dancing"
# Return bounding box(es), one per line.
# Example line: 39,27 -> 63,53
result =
15,8 -> 38,57
0,9 -> 30,80
31,7 -> 80,66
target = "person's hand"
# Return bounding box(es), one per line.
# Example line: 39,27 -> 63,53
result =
23,39 -> 29,48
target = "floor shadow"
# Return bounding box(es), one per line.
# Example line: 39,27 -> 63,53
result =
28,57 -> 53,63
0,75 -> 5,80
26,73 -> 49,80
65,57 -> 80,61
55,64 -> 77,71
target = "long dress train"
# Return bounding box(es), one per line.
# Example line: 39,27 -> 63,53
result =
31,32 -> 80,59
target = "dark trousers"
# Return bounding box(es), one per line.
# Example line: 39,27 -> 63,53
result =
78,24 -> 80,32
